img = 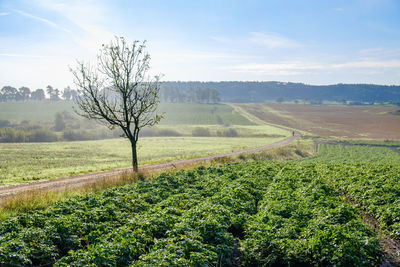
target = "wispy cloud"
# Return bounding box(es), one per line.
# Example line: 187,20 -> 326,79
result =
228,59 -> 400,76
31,0 -> 114,52
155,51 -> 242,61
210,36 -> 232,44
358,47 -> 400,59
211,32 -> 300,50
334,7 -> 344,11
228,62 -> 322,75
13,9 -> 71,33
0,12 -> 10,16
332,60 -> 400,68
249,32 -> 300,49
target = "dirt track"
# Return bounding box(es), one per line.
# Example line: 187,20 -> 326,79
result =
0,109 -> 301,199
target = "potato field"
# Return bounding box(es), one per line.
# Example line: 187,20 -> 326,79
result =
1,144 -> 399,266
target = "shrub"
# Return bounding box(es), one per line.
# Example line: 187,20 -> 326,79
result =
139,128 -> 182,137
191,127 -> 211,137
0,120 -> 10,128
216,128 -> 238,137
62,130 -> 95,141
0,127 -> 58,142
0,127 -> 26,142
157,129 -> 182,137
28,128 -> 58,142
54,112 -> 66,132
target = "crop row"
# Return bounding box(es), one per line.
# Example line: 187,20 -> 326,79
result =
313,144 -> 400,240
0,160 -> 382,266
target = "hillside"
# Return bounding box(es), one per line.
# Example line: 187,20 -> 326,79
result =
162,81 -> 400,103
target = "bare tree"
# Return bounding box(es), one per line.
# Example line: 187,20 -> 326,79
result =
70,37 -> 163,171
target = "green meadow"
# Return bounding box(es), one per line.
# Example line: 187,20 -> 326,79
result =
0,136 -> 285,187
0,102 -> 254,126
0,102 -> 290,187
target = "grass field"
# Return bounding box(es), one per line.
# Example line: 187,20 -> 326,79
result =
237,103 -> 400,140
0,102 -> 254,126
158,103 -> 255,125
0,102 -> 262,141
0,101 -> 291,187
0,101 -> 75,123
0,136 -> 286,187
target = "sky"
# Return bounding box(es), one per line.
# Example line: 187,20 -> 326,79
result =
0,0 -> 400,90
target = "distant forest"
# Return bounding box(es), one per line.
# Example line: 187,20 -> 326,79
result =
2,82 -> 400,104
160,87 -> 220,103
162,81 -> 400,104
0,85 -> 220,104
0,85 -> 78,102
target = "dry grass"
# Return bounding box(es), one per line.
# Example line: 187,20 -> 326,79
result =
236,140 -> 314,162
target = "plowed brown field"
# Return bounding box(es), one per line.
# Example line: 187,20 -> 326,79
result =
238,103 -> 400,140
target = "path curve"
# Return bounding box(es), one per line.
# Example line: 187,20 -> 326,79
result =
0,110 -> 301,199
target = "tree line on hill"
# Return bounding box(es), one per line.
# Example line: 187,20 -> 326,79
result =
0,85 -> 78,102
162,81 -> 400,104
160,86 -> 220,103
3,81 -> 400,104
0,84 -> 221,104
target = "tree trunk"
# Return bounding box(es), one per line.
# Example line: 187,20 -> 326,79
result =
130,140 -> 138,172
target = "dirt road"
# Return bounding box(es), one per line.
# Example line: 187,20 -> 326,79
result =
0,109 -> 301,199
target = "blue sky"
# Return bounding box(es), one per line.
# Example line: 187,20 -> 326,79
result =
0,0 -> 400,89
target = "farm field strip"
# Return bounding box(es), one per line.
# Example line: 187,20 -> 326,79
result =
0,102 -> 255,126
229,103 -> 305,135
154,124 -> 289,137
